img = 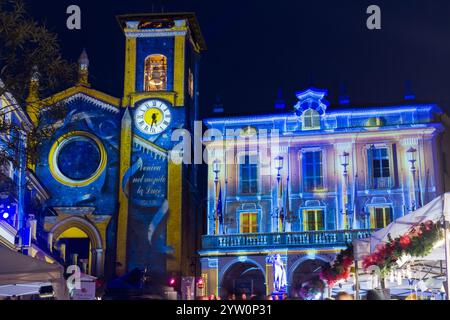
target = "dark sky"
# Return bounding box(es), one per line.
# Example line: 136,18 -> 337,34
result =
28,0 -> 450,117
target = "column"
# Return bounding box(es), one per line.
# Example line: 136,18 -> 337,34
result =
92,248 -> 104,277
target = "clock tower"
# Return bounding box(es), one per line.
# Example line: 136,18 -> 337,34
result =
116,13 -> 206,279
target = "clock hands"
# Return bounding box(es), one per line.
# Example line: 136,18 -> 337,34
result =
150,113 -> 158,132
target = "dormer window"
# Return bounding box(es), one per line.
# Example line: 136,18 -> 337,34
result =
294,87 -> 328,132
302,108 -> 321,130
144,54 -> 167,91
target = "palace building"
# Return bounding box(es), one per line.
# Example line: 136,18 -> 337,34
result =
24,13 -> 206,285
200,87 -> 450,298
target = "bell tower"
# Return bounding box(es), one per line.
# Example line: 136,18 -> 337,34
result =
115,13 -> 206,278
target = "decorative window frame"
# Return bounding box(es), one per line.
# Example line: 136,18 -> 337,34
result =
299,147 -> 327,193
365,204 -> 393,229
236,206 -> 262,234
298,205 -> 327,232
236,151 -> 260,196
143,54 -> 168,92
301,108 -> 321,131
364,143 -> 395,190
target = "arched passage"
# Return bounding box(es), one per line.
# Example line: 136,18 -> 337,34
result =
50,216 -> 104,277
290,259 -> 328,298
220,261 -> 266,299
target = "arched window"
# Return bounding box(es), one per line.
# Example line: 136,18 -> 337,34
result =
302,108 -> 321,130
144,54 -> 167,91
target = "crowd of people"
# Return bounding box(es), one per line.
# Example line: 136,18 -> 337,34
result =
197,290 -> 385,301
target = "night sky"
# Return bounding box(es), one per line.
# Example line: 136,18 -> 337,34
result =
28,0 -> 450,117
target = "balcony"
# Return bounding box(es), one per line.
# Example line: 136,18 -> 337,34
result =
201,229 -> 374,251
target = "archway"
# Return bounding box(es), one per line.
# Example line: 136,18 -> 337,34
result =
56,227 -> 91,274
220,262 -> 266,299
290,259 -> 328,298
50,216 -> 104,277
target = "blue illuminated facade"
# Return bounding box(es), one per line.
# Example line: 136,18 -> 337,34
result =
199,87 -> 450,298
21,13 -> 207,286
0,82 -> 58,264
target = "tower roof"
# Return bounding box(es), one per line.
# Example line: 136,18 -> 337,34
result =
116,12 -> 207,51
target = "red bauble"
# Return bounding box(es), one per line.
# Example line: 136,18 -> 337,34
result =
399,235 -> 412,249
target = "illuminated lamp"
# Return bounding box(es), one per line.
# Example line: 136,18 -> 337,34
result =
169,277 -> 176,286
274,156 -> 284,173
2,211 -> 9,219
406,147 -> 417,169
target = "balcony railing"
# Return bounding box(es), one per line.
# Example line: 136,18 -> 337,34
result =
202,229 -> 374,251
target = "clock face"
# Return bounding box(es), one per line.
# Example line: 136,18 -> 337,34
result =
134,100 -> 172,135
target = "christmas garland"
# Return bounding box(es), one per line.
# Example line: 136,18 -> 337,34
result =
320,244 -> 354,287
362,220 -> 443,275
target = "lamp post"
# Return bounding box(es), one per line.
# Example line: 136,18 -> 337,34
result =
407,147 -> 417,212
213,160 -> 220,235
340,152 -> 351,229
213,159 -> 221,183
274,156 -> 284,182
274,156 -> 284,233
341,152 -> 349,177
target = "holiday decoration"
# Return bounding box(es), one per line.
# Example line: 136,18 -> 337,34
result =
320,244 -> 354,287
362,220 -> 443,275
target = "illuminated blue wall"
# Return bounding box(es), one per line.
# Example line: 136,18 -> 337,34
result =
36,98 -> 120,215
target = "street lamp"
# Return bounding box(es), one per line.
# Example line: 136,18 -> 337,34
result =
407,147 -> 417,171
274,156 -> 284,233
340,152 -> 350,176
274,156 -> 284,180
406,147 -> 417,211
341,152 -> 350,175
213,159 -> 221,182
340,151 -> 352,229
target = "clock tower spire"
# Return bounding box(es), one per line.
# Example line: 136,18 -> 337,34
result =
115,13 -> 206,278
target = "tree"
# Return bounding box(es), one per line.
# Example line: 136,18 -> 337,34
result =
0,0 -> 76,168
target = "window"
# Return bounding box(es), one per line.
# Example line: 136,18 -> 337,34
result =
302,209 -> 324,231
302,109 -> 321,130
302,150 -> 324,192
370,207 -> 392,229
368,146 -> 390,188
239,155 -> 258,194
144,54 -> 167,91
240,212 -> 258,233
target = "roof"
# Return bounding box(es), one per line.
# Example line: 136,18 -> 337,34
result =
204,104 -> 442,126
116,12 -> 207,51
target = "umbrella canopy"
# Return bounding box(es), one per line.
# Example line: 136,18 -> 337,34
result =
355,193 -> 449,258
0,244 -> 68,300
0,282 -> 51,297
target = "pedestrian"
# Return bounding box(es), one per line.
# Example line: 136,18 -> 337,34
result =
228,293 -> 236,300
366,290 -> 384,300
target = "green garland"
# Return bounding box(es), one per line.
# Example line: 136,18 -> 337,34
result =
362,220 -> 443,275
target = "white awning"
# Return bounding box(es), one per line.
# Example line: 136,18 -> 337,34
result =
0,244 -> 68,300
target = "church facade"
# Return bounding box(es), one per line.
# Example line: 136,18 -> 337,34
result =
27,13 -> 206,283
199,88 -> 450,298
